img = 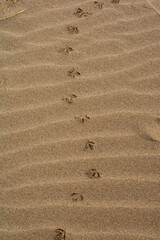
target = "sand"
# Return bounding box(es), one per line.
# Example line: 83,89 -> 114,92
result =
0,0 -> 160,239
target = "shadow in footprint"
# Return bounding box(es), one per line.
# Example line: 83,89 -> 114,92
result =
60,46 -> 73,55
74,8 -> 92,17
84,140 -> 95,150
62,94 -> 77,103
71,193 -> 84,202
54,229 -> 66,240
67,26 -> 79,34
86,169 -> 101,179
75,114 -> 90,123
68,68 -> 81,78
94,1 -> 104,9
111,0 -> 120,3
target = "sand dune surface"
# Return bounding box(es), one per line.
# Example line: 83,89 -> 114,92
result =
1,0 -> 160,240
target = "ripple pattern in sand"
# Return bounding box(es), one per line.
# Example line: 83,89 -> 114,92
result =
1,0 -> 160,240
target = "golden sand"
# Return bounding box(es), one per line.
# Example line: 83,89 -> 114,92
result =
1,0 -> 160,239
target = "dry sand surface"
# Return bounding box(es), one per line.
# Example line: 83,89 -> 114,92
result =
1,0 -> 160,239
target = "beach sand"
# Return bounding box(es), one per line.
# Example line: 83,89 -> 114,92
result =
1,0 -> 160,239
